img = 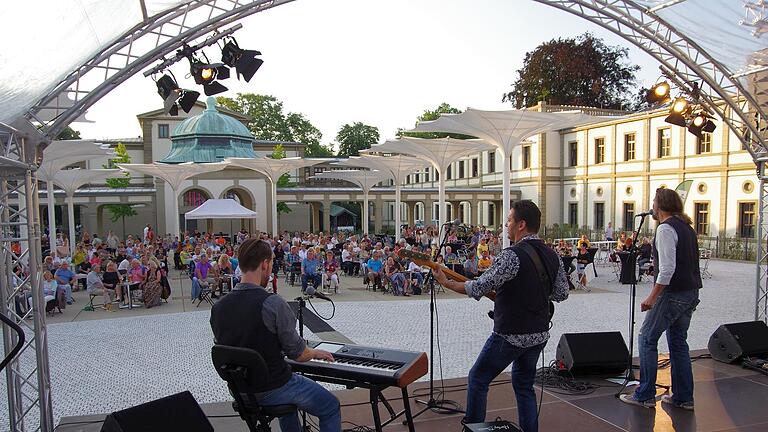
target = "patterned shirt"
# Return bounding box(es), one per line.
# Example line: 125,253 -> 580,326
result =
464,234 -> 569,348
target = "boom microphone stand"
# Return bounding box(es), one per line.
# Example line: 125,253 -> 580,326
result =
614,212 -> 650,397
411,222 -> 465,419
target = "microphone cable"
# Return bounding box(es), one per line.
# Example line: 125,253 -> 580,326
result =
306,296 -> 336,320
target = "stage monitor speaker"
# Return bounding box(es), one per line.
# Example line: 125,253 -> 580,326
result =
708,321 -> 768,364
101,391 -> 213,432
556,332 -> 629,375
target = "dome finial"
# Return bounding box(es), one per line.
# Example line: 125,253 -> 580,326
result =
205,96 -> 217,111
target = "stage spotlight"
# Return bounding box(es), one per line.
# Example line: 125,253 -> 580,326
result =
189,59 -> 230,96
221,39 -> 263,82
664,97 -> 690,127
646,81 -> 671,104
156,74 -> 200,116
671,97 -> 689,114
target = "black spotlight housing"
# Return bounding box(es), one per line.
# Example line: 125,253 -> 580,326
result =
646,81 -> 671,104
664,97 -> 690,127
156,74 -> 200,116
221,39 -> 263,82
189,59 -> 230,96
688,112 -> 718,138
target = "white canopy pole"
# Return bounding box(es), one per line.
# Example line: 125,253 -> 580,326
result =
66,192 -> 76,255
501,148 -> 510,248
438,167 -> 446,239
47,181 -> 56,254
395,183 -> 402,240
171,188 -> 180,239
270,178 -> 278,236
363,189 -> 369,236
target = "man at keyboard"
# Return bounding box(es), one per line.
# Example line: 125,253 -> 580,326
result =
210,239 -> 341,432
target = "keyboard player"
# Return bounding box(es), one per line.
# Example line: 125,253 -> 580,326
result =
210,239 -> 341,432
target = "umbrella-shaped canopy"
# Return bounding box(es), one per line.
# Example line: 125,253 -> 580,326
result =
312,169 -> 391,235
227,157 -> 326,236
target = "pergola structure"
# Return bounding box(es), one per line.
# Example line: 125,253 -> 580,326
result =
365,138 -> 495,235
1,0 -> 768,430
335,155 -> 429,240
226,157 -> 324,236
311,169 -> 392,235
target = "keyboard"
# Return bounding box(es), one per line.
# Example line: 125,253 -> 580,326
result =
287,341 -> 428,388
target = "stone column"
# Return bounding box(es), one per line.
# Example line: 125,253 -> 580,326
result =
310,202 -> 320,233
374,197 -> 383,234
322,198 -> 332,234
469,199 -> 479,226
407,202 -> 416,226
425,198 -> 434,227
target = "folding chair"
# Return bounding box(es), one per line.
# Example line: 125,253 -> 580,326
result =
700,249 -> 712,279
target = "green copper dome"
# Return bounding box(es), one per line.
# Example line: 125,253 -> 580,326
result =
160,97 -> 256,163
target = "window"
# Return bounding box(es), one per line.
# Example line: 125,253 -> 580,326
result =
158,124 -> 169,138
458,161 -> 465,178
488,152 -> 496,173
595,137 -> 605,164
472,158 -> 478,177
594,203 -> 605,229
657,128 -> 671,158
568,141 -> 578,167
435,170 -> 439,181
623,203 -> 635,231
424,168 -> 429,182
183,189 -> 207,207
314,167 -> 324,175
447,165 -> 452,180
694,202 -> 710,236
522,145 -> 531,169
624,133 -> 636,161
568,203 -> 578,226
739,202 -> 756,238
415,173 -> 420,183
696,132 -> 712,154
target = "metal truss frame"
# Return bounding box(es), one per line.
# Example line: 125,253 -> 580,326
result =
531,0 -> 768,321
0,123 -> 51,432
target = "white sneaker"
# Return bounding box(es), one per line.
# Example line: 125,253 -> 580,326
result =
619,394 -> 656,409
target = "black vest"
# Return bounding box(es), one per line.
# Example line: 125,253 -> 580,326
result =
652,216 -> 702,292
493,239 -> 558,335
210,286 -> 292,391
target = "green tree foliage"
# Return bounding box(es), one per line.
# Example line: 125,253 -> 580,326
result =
336,122 -> 380,157
104,204 -> 138,238
398,103 -> 475,139
56,126 -> 81,140
216,93 -> 331,156
269,144 -> 293,214
502,33 -> 639,110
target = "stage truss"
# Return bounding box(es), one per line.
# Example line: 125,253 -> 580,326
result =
2,0 -> 768,430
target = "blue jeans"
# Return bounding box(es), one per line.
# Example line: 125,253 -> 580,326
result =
634,288 -> 700,404
465,333 -> 545,432
302,273 -> 321,292
191,277 -> 202,300
58,284 -> 73,303
256,374 -> 340,432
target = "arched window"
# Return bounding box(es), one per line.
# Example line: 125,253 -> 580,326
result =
183,189 -> 208,207
224,190 -> 242,205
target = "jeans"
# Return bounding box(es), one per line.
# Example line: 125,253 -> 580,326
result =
465,333 -> 545,432
302,273 -> 321,292
256,374 -> 340,432
634,288 -> 700,404
58,284 -> 73,303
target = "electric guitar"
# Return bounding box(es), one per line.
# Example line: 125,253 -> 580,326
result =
397,249 -> 496,302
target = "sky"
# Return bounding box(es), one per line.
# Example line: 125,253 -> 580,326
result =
73,0 -> 662,150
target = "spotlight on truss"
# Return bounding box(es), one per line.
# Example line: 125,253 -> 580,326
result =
664,97 -> 690,127
646,81 -> 671,104
156,74 -> 200,116
221,39 -> 263,82
687,112 -> 717,138
188,57 -> 230,96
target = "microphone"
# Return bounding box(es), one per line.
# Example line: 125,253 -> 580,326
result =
305,286 -> 332,302
635,209 -> 654,218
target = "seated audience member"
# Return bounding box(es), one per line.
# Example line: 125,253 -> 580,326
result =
477,250 -> 493,274
102,261 -> 123,303
118,256 -> 131,275
463,256 -> 478,278
142,260 -> 163,308
576,244 -> 590,287
366,251 -> 384,291
194,254 -> 217,298
384,256 -> 408,296
476,237 -> 489,258
43,255 -> 57,274
637,237 -> 652,272
301,249 -> 322,293
54,261 -> 76,306
39,271 -> 57,310
128,259 -> 145,292
217,254 -> 235,294
444,246 -> 458,263
323,250 -> 340,293
407,260 -> 424,294
286,246 -> 302,285
86,263 -> 116,311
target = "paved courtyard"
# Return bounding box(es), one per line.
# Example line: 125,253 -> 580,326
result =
0,259 -> 758,430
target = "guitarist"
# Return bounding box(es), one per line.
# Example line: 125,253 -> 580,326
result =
433,200 -> 569,432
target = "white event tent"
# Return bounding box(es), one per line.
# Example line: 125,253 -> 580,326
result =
311,169 -> 392,235
184,198 -> 257,237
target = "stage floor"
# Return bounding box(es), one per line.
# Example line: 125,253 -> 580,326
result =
57,351 -> 768,432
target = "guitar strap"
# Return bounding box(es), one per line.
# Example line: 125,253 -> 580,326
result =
515,241 -> 555,300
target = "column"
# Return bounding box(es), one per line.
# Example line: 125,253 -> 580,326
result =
425,198 -> 434,227
310,202 -> 320,233
407,202 -> 416,226
469,199 -> 478,226
374,197 -> 383,234
322,198 -> 332,234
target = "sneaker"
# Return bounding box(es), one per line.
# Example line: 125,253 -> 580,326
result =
619,394 -> 656,409
661,394 -> 694,411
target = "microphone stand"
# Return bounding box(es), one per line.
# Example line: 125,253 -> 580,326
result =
614,213 -> 649,397
294,295 -> 309,430
412,222 -> 465,419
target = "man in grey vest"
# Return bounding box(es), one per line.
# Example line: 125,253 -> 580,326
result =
434,200 -> 569,431
620,188 -> 701,410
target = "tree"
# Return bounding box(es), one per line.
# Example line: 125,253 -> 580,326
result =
502,33 -> 639,110
102,143 -> 134,236
56,126 -> 81,140
336,122 -> 379,157
270,144 -> 292,214
398,103 -> 474,139
217,93 -> 330,156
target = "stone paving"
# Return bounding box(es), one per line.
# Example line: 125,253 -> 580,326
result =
0,259 -> 758,430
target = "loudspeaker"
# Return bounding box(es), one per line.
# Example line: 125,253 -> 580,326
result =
101,391 -> 213,432
708,321 -> 768,364
556,332 -> 629,375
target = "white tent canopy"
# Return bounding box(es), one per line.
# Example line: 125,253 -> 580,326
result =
184,198 -> 258,220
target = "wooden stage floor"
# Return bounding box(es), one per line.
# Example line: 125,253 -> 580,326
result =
58,352 -> 768,432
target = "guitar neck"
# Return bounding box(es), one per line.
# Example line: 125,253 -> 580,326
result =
420,261 -> 496,302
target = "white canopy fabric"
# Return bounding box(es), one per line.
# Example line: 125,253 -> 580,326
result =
365,137 -> 495,233
336,155 -> 431,240
311,169 -> 391,235
407,108 -> 609,246
184,199 -> 258,220
52,169 -> 120,254
118,162 -> 229,237
227,157 -> 326,235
